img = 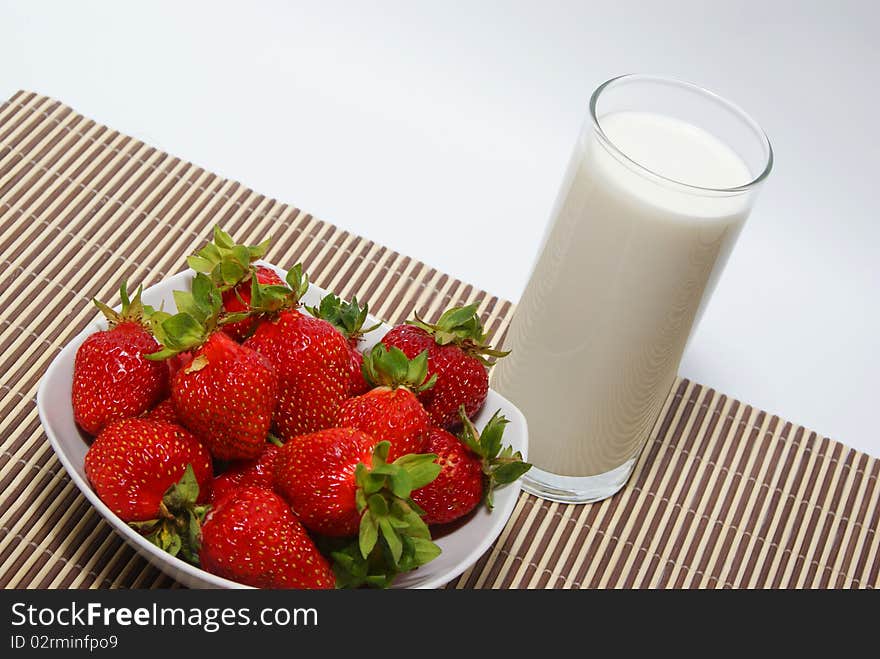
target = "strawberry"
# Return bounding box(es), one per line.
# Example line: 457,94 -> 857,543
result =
347,349 -> 369,396
72,282 -> 168,435
274,427 -> 377,537
381,304 -> 508,429
84,417 -> 212,563
274,431 -> 441,588
412,408 -> 531,525
306,293 -> 379,396
146,398 -> 179,424
185,226 -> 278,341
210,440 -> 281,503
200,486 -> 334,589
411,427 -> 482,525
335,344 -> 435,461
170,331 -> 277,461
148,273 -> 278,461
85,417 -> 213,520
165,350 -> 193,382
243,265 -> 351,439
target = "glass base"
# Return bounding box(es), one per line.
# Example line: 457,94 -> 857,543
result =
520,456 -> 637,504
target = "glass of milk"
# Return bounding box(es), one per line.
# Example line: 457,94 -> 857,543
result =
491,74 -> 773,503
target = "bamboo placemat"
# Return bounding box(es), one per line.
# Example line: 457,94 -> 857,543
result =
0,90 -> 877,589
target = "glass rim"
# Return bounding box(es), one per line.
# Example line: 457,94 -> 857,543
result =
589,74 -> 774,194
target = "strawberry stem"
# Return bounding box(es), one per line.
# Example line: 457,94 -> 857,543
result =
145,273 -> 245,361
407,304 -> 510,366
241,263 -> 310,318
306,293 -> 381,342
360,344 -> 437,392
129,464 -> 209,567
187,225 -> 271,292
93,281 -> 155,331
456,407 -> 531,510
331,441 -> 442,588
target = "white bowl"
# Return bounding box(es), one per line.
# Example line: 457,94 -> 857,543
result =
36,263 -> 528,589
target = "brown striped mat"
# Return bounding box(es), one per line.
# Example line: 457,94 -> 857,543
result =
0,90 -> 877,589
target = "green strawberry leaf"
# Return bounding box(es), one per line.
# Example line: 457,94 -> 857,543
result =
329,542 -> 395,590
438,305 -> 479,332
172,290 -> 199,321
379,518 -> 402,564
457,409 -> 485,457
367,493 -> 389,518
163,313 -> 205,345
213,225 -> 235,249
218,312 -> 249,325
201,242 -> 222,263
148,271 -> 234,358
191,273 -> 221,316
231,244 -> 251,267
395,503 -> 431,540
354,481 -> 368,512
220,260 -> 247,288
361,473 -> 386,496
359,510 -> 378,558
409,536 -> 442,565
163,464 -> 200,508
371,441 -> 390,465
284,263 -> 309,301
492,461 -> 532,485
387,470 -> 412,499
477,410 -> 508,459
248,239 -> 271,260
164,530 -> 183,557
186,255 -> 214,272
393,453 -> 442,490
405,350 -> 430,391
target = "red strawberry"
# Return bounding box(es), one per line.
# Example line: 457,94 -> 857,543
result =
210,440 -> 281,503
148,273 -> 278,461
274,431 -> 441,588
165,350 -> 193,382
222,266 -> 285,341
200,486 -> 334,589
274,427 -> 377,536
171,331 -> 277,460
72,283 -> 168,435
146,397 -> 179,424
381,304 -> 508,429
306,294 -> 380,396
347,348 -> 369,396
243,265 -> 351,439
335,345 -> 435,461
412,409 -> 530,525
85,418 -> 212,521
411,427 -> 483,525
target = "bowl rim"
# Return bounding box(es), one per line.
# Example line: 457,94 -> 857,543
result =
36,265 -> 528,590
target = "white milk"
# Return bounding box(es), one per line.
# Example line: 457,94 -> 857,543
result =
492,111 -> 753,477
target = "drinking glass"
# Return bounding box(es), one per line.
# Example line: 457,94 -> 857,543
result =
491,74 -> 773,503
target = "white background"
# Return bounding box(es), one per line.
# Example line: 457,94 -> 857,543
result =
2,1 -> 877,457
